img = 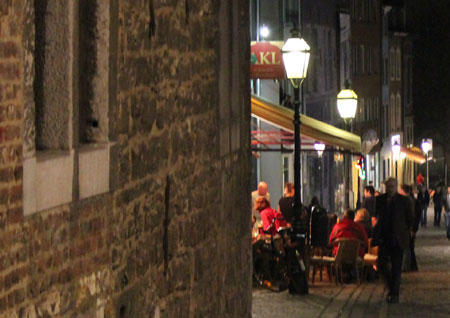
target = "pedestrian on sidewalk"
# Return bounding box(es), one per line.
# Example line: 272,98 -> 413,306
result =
373,177 -> 414,304
444,186 -> 450,240
433,186 -> 444,227
417,185 -> 430,227
399,184 -> 421,272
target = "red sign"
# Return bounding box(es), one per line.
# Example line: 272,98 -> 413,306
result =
250,41 -> 286,79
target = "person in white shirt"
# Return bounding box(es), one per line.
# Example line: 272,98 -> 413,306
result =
252,181 -> 270,221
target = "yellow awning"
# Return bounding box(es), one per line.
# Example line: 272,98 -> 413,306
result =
251,95 -> 361,153
401,146 -> 426,164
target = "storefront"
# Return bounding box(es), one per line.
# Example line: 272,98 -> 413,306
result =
251,95 -> 361,214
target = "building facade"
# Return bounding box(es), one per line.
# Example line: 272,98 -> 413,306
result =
380,0 -> 418,186
250,0 -> 347,213
0,1 -> 252,317
340,0 -> 418,194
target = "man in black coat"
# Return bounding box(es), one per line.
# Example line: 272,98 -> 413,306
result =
417,185 -> 430,227
433,186 -> 444,227
373,177 -> 414,304
399,184 -> 421,272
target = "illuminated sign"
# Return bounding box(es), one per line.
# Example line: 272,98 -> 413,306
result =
356,156 -> 366,180
250,41 -> 285,79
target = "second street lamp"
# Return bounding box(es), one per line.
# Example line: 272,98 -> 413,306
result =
421,139 -> 431,189
337,81 -> 358,208
281,28 -> 310,228
314,142 -> 326,204
337,81 -> 358,129
392,141 -> 401,178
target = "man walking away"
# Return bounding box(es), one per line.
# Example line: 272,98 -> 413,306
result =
433,186 -> 444,227
444,186 -> 450,240
399,184 -> 421,272
374,178 -> 414,304
417,185 -> 430,227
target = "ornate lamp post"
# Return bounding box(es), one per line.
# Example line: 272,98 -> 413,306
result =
282,28 -> 310,222
314,142 -> 325,158
421,139 -> 431,189
337,81 -> 358,128
337,81 -> 358,208
392,140 -> 401,178
259,25 -> 270,40
314,142 -> 326,204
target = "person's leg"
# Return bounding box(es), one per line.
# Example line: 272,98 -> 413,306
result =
402,242 -> 411,272
378,246 -> 393,293
421,206 -> 427,226
445,212 -> 450,239
437,207 -> 442,226
390,247 -> 404,300
410,236 -> 418,271
434,206 -> 439,226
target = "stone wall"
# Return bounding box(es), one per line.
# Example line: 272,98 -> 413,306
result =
0,0 -> 251,317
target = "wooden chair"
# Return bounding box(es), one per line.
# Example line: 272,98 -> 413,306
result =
363,238 -> 379,279
322,238 -> 364,285
309,246 -> 332,283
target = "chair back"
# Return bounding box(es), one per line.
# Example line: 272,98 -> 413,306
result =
367,238 -> 379,255
335,238 -> 361,265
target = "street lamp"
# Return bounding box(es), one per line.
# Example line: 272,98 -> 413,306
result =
314,142 -> 325,158
282,28 -> 310,224
259,25 -> 270,40
392,141 -> 401,178
337,81 -> 358,208
337,81 -> 358,128
314,142 -> 326,204
422,139 -> 431,189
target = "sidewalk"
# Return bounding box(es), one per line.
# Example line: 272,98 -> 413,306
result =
252,208 -> 450,318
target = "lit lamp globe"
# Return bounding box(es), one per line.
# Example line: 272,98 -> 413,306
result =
314,142 -> 326,158
260,25 -> 270,39
392,141 -> 401,161
337,85 -> 358,124
281,29 -> 310,88
421,139 -> 431,154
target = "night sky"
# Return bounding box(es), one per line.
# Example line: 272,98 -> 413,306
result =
407,0 -> 450,158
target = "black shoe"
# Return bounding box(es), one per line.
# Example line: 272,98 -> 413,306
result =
386,295 -> 399,304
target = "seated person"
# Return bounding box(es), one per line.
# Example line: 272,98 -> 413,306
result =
254,197 -> 280,236
355,208 -> 372,239
278,182 -> 296,226
253,197 -> 285,284
252,215 -> 261,243
329,209 -> 368,258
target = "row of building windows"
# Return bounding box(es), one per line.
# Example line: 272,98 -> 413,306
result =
352,45 -> 380,76
357,97 -> 379,123
303,26 -> 335,94
351,0 -> 378,24
389,93 -> 402,133
389,47 -> 402,81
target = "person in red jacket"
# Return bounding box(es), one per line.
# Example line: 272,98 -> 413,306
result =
329,209 -> 368,258
254,197 -> 286,236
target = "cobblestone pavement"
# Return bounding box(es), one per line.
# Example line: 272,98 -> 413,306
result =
252,207 -> 450,318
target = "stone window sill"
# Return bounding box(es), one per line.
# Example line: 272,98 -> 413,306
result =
24,150 -> 74,216
78,142 -> 114,200
23,142 -> 114,216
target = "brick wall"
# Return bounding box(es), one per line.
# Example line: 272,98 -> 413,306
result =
0,1 -> 251,317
